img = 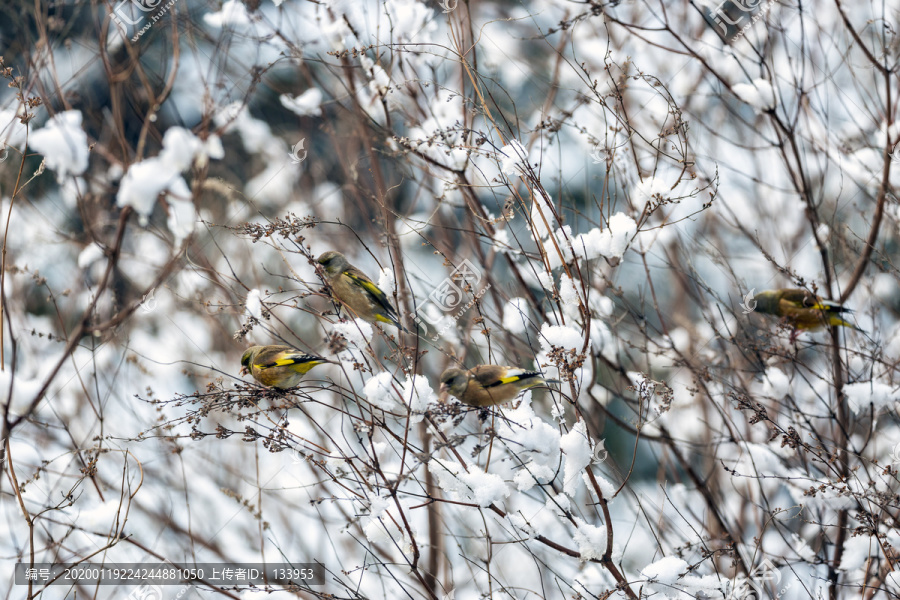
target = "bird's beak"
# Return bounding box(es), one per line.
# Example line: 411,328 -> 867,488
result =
439,383 -> 449,395
240,366 -> 249,376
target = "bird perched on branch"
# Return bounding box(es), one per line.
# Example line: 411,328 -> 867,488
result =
317,251 -> 408,332
753,289 -> 861,336
439,365 -> 561,407
240,345 -> 327,389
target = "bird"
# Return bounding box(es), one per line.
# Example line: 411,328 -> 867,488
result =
317,251 -> 408,332
240,345 -> 327,389
439,365 -> 561,407
753,289 -> 861,335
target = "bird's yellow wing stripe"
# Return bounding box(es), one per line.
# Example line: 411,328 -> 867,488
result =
809,303 -> 847,312
344,272 -> 388,303
785,298 -> 848,313
343,271 -> 400,323
262,356 -> 321,368
497,375 -> 524,384
827,315 -> 861,330
782,297 -> 826,310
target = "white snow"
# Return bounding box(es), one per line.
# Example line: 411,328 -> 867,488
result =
586,471 -> 616,499
204,0 -> 253,27
572,517 -> 608,560
886,571 -> 900,593
333,318 -> 374,347
838,536 -> 875,571
214,102 -> 280,156
499,139 -> 528,176
0,107 -> 28,146
560,421 -> 592,496
530,189 -> 556,239
364,372 -> 401,411
245,289 -> 263,320
361,491 -> 414,555
537,270 -> 555,292
844,381 -> 899,415
558,274 -> 579,307
733,78 -> 777,111
116,126 -> 220,238
160,127 -> 203,171
77,499 -> 124,529
360,56 -> 392,98
116,159 -> 188,225
377,267 -> 396,295
280,88 -> 324,117
383,0 -> 438,43
792,533 -> 816,561
159,127 -> 224,170
543,226 -> 575,270
496,398 -> 561,491
545,493 -> 572,518
572,212 -> 637,262
245,161 -> 297,205
642,555 -> 688,583
539,323 -> 583,352
399,374 -> 438,421
634,177 -> 670,203
166,197 -> 199,246
77,243 -> 105,269
433,460 -> 510,507
761,367 -> 790,399
362,493 -> 392,543
29,110 -> 90,182
360,372 -> 436,419
506,513 -> 535,539
502,297 -> 529,334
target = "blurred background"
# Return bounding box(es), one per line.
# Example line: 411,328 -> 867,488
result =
1,0 -> 900,598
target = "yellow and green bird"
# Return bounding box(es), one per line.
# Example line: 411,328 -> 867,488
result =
317,251 -> 408,332
753,288 -> 861,333
240,345 -> 327,389
439,365 -> 561,407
